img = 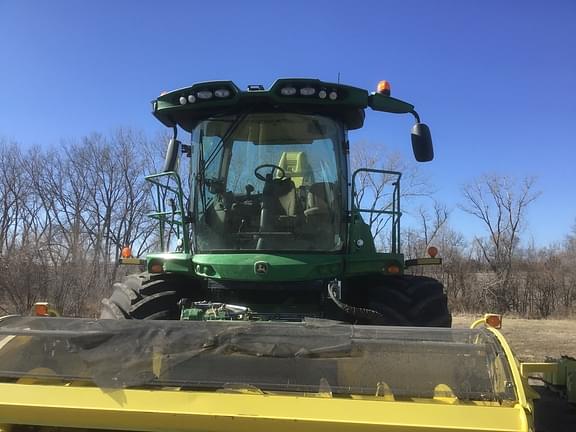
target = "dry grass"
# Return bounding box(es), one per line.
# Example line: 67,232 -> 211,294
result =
452,315 -> 576,362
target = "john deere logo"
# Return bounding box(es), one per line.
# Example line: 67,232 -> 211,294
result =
254,261 -> 268,274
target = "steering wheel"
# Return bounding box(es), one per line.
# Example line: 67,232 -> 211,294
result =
254,164 -> 286,182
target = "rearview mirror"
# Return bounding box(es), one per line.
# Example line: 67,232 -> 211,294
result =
163,138 -> 181,172
411,123 -> 434,162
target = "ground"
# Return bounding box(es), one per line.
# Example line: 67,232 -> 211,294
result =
452,315 -> 576,362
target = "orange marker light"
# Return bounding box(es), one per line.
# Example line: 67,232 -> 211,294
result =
34,302 -> 49,317
121,246 -> 132,259
387,264 -> 400,274
427,246 -> 439,258
150,262 -> 164,274
484,314 -> 502,329
377,80 -> 391,96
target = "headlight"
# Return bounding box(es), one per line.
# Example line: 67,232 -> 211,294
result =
280,86 -> 297,96
300,87 -> 316,96
214,89 -> 230,98
197,90 -> 213,100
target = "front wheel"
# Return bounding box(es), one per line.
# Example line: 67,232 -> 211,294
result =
100,272 -> 194,320
345,274 -> 452,327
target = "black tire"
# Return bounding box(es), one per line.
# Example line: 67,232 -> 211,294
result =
100,272 -> 195,320
345,274 -> 452,327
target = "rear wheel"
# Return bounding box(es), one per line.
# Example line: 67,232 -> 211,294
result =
346,274 -> 452,327
100,272 -> 195,320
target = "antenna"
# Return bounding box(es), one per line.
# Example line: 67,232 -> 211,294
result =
337,72 -> 341,84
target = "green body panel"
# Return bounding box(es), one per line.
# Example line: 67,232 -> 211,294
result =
192,253 -> 343,282
147,251 -> 405,282
147,253 -> 195,273
345,253 -> 405,276
348,213 -> 378,255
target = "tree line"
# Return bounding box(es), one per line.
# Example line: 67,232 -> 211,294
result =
0,134 -> 574,318
0,130 -> 164,316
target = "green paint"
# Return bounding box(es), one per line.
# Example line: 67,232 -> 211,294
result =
193,253 -> 344,281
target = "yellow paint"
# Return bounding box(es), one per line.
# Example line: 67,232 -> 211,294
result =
0,382 -> 531,432
520,362 -> 559,376
433,384 -> 458,404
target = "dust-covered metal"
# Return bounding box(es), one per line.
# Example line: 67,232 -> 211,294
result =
0,316 -> 516,401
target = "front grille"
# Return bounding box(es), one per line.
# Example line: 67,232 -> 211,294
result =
207,279 -> 326,291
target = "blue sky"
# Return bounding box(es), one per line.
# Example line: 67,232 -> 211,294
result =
1,0 -> 575,246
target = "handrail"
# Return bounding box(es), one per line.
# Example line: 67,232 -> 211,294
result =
350,169 -> 402,254
145,171 -> 191,253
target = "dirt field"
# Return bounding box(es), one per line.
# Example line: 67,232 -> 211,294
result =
452,315 -> 576,362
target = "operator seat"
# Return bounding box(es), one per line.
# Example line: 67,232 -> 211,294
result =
304,182 -> 332,217
257,175 -> 299,249
275,178 -> 298,217
304,182 -> 337,249
276,152 -> 313,187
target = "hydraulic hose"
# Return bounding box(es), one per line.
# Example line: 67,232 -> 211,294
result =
327,279 -> 388,324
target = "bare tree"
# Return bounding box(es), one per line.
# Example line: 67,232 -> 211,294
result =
404,201 -> 450,259
350,141 -> 431,250
0,129 -> 163,317
460,174 -> 540,312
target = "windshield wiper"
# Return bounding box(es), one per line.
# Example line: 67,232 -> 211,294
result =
198,112 -> 249,213
203,112 -> 249,169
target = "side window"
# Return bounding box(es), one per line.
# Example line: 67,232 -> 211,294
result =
202,136 -> 222,180
306,139 -> 338,184
193,128 -> 224,219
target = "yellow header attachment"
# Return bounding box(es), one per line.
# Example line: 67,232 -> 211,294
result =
0,316 -> 535,432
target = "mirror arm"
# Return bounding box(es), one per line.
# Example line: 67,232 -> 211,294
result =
409,109 -> 421,123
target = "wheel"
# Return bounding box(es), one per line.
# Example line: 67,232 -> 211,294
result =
345,274 -> 452,327
254,164 -> 286,181
100,272 -> 195,320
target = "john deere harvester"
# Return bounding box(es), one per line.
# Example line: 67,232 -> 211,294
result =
0,79 -> 544,432
101,78 -> 451,327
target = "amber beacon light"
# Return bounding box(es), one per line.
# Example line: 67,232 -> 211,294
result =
376,80 -> 391,96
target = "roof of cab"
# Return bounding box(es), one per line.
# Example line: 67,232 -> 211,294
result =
152,78 -> 369,131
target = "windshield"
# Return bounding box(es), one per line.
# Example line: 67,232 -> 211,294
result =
192,113 -> 345,252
